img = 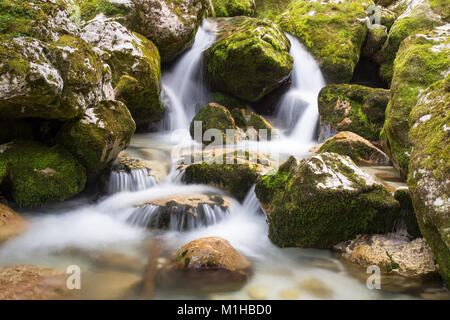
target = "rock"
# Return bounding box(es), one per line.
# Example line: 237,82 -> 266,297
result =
279,288 -> 300,300
408,75 -> 450,286
160,237 -> 252,291
213,0 -> 256,17
361,24 -> 388,59
190,103 -> 240,143
393,187 -> 421,238
376,0 -> 443,83
204,17 -> 293,102
80,14 -> 164,127
130,0 -> 211,62
77,0 -> 134,22
0,141 -> 86,207
298,278 -> 333,299
255,153 -> 401,248
318,84 -> 390,142
317,131 -> 391,166
111,153 -> 166,183
381,25 -> 449,179
130,193 -> 232,230
277,0 -> 370,83
0,203 -> 27,244
254,0 -> 292,20
82,270 -> 141,299
179,148 -> 274,201
0,265 -> 73,300
246,285 -> 270,299
58,100 -> 136,176
334,233 -> 437,278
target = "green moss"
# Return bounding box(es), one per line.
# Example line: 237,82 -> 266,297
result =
0,140 -> 86,207
204,17 -> 293,102
212,0 -> 255,17
277,0 -> 369,83
183,163 -> 259,201
57,100 -> 136,176
76,0 -> 129,21
429,0 -> 450,22
254,0 -> 292,20
318,84 -> 390,141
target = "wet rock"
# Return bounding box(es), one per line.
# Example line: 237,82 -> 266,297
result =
381,25 -> 449,179
82,270 -> 142,299
255,153 -> 401,248
0,265 -> 74,300
130,193 -> 232,230
318,84 -> 390,142
317,131 -> 391,166
0,203 -> 27,244
334,233 -> 437,278
159,237 -> 252,292
298,278 -> 333,299
204,17 -> 293,102
277,0 -> 370,83
0,141 -> 86,207
279,287 -> 300,300
246,284 -> 270,299
130,0 -> 211,62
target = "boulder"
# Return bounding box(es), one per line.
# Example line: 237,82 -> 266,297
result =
317,131 -> 391,166
0,203 -> 27,244
58,100 -> 136,176
77,0 -> 133,21
255,153 -> 401,248
408,75 -> 450,286
130,194 -> 231,230
129,0 -> 211,62
179,148 -> 274,201
334,233 -> 437,278
0,265 -> 74,300
160,237 -> 252,291
0,141 -> 87,207
80,14 -> 164,127
212,0 -> 256,17
318,84 -> 390,142
254,0 -> 292,20
204,17 -> 293,102
375,0 -> 443,83
277,0 -> 370,83
381,25 -> 449,178
361,24 -> 388,59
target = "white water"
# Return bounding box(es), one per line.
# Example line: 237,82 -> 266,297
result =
160,19 -> 217,130
108,169 -> 157,194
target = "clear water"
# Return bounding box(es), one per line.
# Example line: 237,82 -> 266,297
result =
0,18 -> 447,300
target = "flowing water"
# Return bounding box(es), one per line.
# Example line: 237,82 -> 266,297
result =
0,18 -> 447,300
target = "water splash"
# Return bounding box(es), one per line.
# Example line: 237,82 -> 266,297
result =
108,169 -> 157,194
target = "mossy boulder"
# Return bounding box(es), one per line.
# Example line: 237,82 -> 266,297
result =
254,0 -> 292,20
76,0 -> 133,22
212,0 -> 255,17
375,0 -> 443,83
255,153 -> 400,248
380,26 -> 449,179
361,24 -> 388,59
130,0 -> 211,62
317,131 -> 391,166
318,84 -> 390,142
80,14 -> 164,127
57,100 -> 136,176
204,17 -> 293,102
277,0 -> 370,83
0,140 -> 86,207
407,76 -> 450,286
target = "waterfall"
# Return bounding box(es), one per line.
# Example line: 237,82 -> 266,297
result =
276,34 -> 326,142
108,169 -> 157,194
127,203 -> 230,231
160,19 -> 217,130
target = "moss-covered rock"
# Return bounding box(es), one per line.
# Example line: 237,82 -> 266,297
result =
255,153 -> 400,248
76,0 -> 132,22
254,0 -> 292,20
80,14 -> 164,127
204,17 -> 293,102
58,100 -> 136,176
318,84 -> 390,142
317,131 -> 391,166
0,140 -> 86,207
375,0 -> 443,83
361,24 -> 388,59
277,0 -> 370,83
212,0 -> 255,17
407,76 -> 450,286
130,0 -> 211,62
380,25 -> 449,178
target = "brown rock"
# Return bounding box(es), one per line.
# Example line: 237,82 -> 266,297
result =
0,203 -> 27,244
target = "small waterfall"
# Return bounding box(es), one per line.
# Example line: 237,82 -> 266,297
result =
276,34 -> 326,142
108,169 -> 157,194
127,203 -> 230,231
242,185 -> 263,215
160,19 -> 217,130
